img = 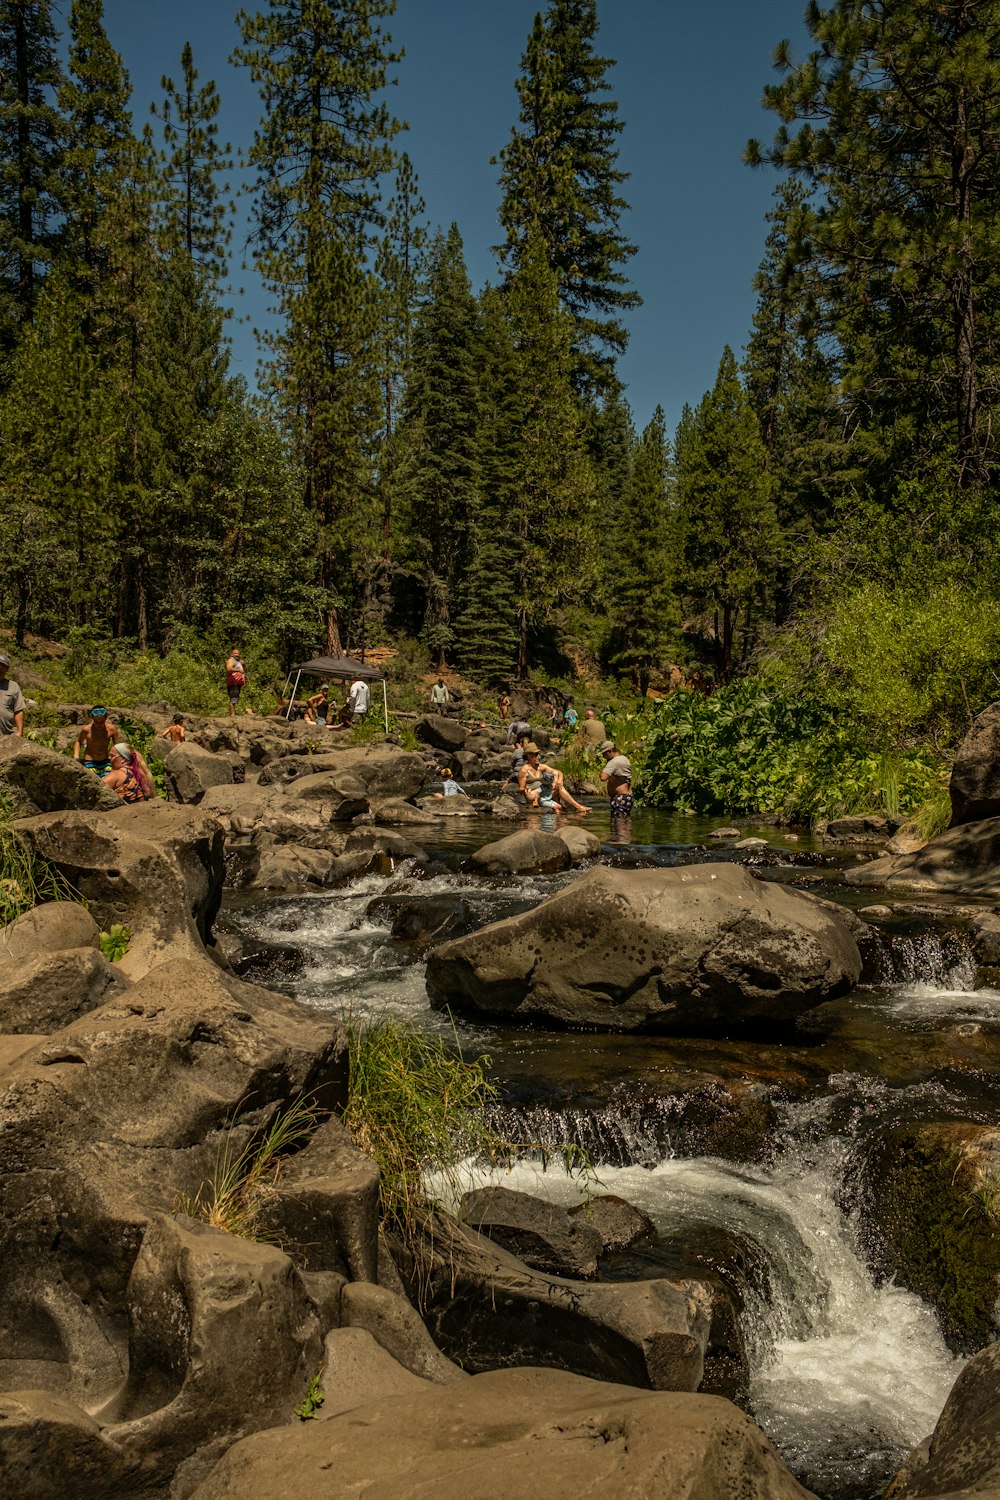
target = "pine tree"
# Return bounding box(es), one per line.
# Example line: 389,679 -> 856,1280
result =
57,0 -> 132,309
496,0 -> 639,394
747,0 -> 1000,486
397,225 -> 481,666
505,230 -> 596,672
677,347 -> 776,678
235,0 -> 401,653
152,41 -> 232,287
607,406 -> 677,693
0,0 -> 63,339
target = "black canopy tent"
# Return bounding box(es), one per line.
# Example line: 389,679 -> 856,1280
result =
281,654 -> 389,731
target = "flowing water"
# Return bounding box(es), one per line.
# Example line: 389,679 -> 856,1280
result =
220,809 -> 1000,1499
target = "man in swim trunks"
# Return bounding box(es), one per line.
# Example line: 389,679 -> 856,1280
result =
600,739 -> 633,818
73,706 -> 118,775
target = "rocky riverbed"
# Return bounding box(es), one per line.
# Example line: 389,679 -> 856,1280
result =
4,705 -> 1000,1499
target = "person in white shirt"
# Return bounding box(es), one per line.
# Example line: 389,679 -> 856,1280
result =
430,677 -> 450,711
348,678 -> 371,722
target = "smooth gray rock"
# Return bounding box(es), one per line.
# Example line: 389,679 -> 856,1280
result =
555,826 -> 602,861
0,900 -> 99,961
0,946 -> 126,1033
568,1194 -> 656,1255
0,737 -> 121,813
163,743 -> 236,804
843,817 -> 1000,899
414,714 -> 467,752
427,864 -> 862,1033
460,1186 -> 603,1279
466,829 -> 572,876
340,1281 -> 467,1385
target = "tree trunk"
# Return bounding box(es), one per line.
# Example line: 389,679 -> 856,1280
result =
952,83 -> 982,485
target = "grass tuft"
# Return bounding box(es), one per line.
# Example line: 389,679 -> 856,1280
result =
0,776 -> 81,927
178,1094 -> 318,1242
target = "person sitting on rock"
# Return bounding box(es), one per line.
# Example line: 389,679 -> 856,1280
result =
434,766 -> 468,799
304,683 -> 334,725
73,705 -> 118,775
104,742 -> 153,803
517,744 -> 587,814
600,739 -> 633,819
161,714 -> 185,744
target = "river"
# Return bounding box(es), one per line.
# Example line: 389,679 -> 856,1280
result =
221,805 -> 997,1499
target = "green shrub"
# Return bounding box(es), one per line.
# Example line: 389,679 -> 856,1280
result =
99,924 -> 131,963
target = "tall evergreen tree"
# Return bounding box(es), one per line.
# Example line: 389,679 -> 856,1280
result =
0,0 -> 63,339
496,0 -> 639,394
152,41 -> 232,286
747,0 -> 1000,486
677,347 -> 776,678
234,0 -> 401,653
397,225 -> 480,665
607,406 -> 676,693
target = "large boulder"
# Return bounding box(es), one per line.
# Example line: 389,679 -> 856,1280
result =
0,737 -> 121,813
198,783 -> 352,843
163,742 -> 237,804
459,1186 -> 603,1279
555,825 -> 602,861
950,700 -> 1000,826
396,1211 -> 711,1392
888,1340 -> 1000,1497
191,1367 -> 813,1500
466,829 -> 572,876
0,946 -> 126,1033
0,899 -> 99,960
13,803 -> 225,980
260,746 -> 425,804
843,818 -> 1000,900
426,864 -> 861,1033
414,714 -> 467,752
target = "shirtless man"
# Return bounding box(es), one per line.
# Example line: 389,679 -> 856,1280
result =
517,744 -> 587,814
600,739 -> 633,819
73,706 -> 118,775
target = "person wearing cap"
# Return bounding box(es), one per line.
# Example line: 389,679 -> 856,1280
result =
0,653 -> 24,737
304,683 -> 334,725
73,705 -> 119,773
517,744 -> 587,814
600,739 -> 633,818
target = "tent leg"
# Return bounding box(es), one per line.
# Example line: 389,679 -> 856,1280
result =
383,680 -> 389,735
285,670 -> 302,721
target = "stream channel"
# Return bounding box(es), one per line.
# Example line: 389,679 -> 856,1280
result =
221,805 -> 1000,1500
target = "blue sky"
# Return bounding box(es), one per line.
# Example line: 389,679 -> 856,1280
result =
100,0 -> 809,433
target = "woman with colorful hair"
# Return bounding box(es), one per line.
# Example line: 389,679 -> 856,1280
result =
104,742 -> 153,803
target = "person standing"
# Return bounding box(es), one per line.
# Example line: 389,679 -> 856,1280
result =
600,739 -> 633,819
348,676 -> 370,723
430,677 -> 450,712
0,653 -> 24,736
225,649 -> 246,719
74,706 -> 119,773
498,691 -> 511,722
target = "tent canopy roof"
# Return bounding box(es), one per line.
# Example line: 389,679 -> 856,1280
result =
291,654 -> 386,682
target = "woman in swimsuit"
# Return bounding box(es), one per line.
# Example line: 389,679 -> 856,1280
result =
516,745 -> 588,814
104,742 -> 153,803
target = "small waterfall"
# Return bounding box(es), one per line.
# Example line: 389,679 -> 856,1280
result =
443,1089 -> 964,1500
867,927 -> 978,990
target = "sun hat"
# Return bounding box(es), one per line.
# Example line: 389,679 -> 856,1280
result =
524,743 -> 540,754
599,740 -> 615,754
438,766 -> 452,778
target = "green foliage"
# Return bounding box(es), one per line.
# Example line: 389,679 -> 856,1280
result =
179,1095 -> 318,1243
642,681 -> 943,824
99,923 -> 131,963
294,1373 -> 325,1422
343,1014 -> 503,1240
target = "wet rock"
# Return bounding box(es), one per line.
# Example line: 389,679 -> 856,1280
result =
490,794 -> 523,818
466,829 -> 572,876
259,746 -> 426,805
885,820 -> 928,857
251,844 -> 334,890
710,827 -> 741,839
326,850 -> 395,885
459,1187 -> 604,1279
735,837 -> 769,850
0,899 -> 99,959
372,799 -> 440,827
0,737 -> 122,813
887,1340 -> 1000,1497
950,699 -> 1000,826
191,1366 -> 813,1500
13,803 -> 225,980
859,904 -> 893,918
555,826 -> 602,861
414,794 -> 478,817
232,941 -> 307,987
366,892 -> 477,950
427,864 -> 861,1034
163,743 -> 237,804
854,1120 -> 1000,1350
568,1194 -> 656,1255
340,1281 -> 466,1384
344,827 -> 425,861
414,714 -> 467,752
395,1211 -> 711,1392
0,946 -> 127,1033
820,814 -> 901,842
844,817 -> 1000,899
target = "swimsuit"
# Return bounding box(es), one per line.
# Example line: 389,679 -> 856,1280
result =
610,791 -> 634,817
117,769 -> 147,803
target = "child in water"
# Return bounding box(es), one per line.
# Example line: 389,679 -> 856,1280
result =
434,767 -> 468,798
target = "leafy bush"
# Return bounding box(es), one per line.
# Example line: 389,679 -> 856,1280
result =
641,681 -> 943,823
99,924 -> 131,963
